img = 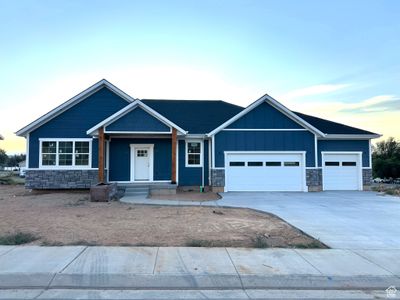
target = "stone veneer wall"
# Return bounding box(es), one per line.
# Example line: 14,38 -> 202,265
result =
25,169 -> 106,189
210,169 -> 225,187
306,169 -> 322,192
362,168 -> 373,186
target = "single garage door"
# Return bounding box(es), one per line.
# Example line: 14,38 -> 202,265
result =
322,153 -> 361,191
225,152 -> 305,192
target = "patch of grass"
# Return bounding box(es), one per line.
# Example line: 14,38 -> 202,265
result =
0,232 -> 39,245
0,175 -> 24,185
41,240 -> 64,246
186,239 -> 214,247
253,234 -> 270,248
292,240 -> 327,249
66,240 -> 98,246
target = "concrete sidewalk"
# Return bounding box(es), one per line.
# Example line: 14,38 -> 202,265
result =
1,246 -> 399,290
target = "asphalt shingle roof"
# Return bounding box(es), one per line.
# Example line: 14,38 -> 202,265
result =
293,111 -> 377,135
141,99 -> 376,135
141,99 -> 244,134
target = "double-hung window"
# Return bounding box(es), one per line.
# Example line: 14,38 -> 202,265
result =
186,141 -> 202,167
40,139 -> 91,168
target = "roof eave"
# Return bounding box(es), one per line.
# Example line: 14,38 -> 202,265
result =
320,134 -> 382,140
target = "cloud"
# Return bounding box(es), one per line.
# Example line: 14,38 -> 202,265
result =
339,95 -> 400,113
280,83 -> 351,101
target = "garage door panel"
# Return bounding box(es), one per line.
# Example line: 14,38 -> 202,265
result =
226,153 -> 305,192
322,153 -> 361,191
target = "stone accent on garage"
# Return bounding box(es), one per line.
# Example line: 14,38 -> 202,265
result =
25,169 -> 105,189
306,168 -> 322,192
362,168 -> 373,189
210,168 -> 225,192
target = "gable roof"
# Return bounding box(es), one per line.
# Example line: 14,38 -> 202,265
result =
15,79 -> 133,137
141,99 -> 244,134
86,100 -> 187,135
207,94 -> 326,137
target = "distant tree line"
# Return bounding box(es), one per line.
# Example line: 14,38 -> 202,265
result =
0,149 -> 26,168
372,137 -> 400,179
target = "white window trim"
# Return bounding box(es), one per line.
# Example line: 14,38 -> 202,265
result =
185,140 -> 203,168
39,138 -> 92,169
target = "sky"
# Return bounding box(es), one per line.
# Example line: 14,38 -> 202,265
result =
0,0 -> 399,154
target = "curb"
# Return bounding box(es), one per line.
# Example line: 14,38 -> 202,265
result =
1,273 -> 400,290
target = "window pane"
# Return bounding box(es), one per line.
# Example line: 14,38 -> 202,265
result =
248,161 -> 263,166
59,154 -> 73,165
75,154 -> 89,166
284,161 -> 300,167
58,142 -> 73,154
75,142 -> 89,154
188,154 -> 200,165
229,161 -> 245,166
266,161 -> 281,166
342,161 -> 356,166
42,154 -> 56,165
42,141 -> 56,153
188,142 -> 200,154
325,161 -> 340,166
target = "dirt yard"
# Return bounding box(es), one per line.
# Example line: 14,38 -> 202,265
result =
0,185 -> 325,248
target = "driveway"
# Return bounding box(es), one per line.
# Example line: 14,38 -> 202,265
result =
219,191 -> 400,250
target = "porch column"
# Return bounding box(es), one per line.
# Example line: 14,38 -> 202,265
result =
171,128 -> 177,184
98,126 -> 105,183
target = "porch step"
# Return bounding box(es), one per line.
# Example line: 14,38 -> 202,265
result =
124,186 -> 150,198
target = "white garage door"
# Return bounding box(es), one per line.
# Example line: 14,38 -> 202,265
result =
322,153 -> 361,191
225,152 -> 305,192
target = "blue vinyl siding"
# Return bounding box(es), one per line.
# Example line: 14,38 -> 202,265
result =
214,131 -> 315,167
318,140 -> 370,167
109,138 -> 171,181
227,102 -> 303,129
178,140 -> 209,186
29,87 -> 129,168
106,107 -> 170,132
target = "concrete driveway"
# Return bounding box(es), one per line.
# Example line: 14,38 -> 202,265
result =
219,191 -> 400,250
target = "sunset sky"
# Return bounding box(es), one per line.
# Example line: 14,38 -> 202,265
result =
1,0 -> 399,154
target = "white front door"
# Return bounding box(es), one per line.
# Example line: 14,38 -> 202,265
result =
225,152 -> 306,192
130,144 -> 154,181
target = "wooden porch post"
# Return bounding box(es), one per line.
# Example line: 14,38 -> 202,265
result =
98,127 -> 105,183
171,128 -> 177,184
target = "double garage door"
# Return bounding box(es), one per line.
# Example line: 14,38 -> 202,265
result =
225,153 -> 305,192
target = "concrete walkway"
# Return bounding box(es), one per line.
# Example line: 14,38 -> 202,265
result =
1,246 -> 400,290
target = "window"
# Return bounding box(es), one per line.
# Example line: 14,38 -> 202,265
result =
229,161 -> 245,166
40,140 -> 91,168
248,161 -> 263,167
137,149 -> 148,157
325,161 -> 340,166
284,161 -> 300,167
186,141 -> 202,167
342,161 -> 356,166
265,161 -> 281,167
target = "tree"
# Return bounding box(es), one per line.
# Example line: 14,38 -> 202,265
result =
372,137 -> 400,179
0,149 -> 7,167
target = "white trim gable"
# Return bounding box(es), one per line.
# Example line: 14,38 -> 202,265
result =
86,101 -> 187,136
16,79 -> 134,137
207,94 -> 326,137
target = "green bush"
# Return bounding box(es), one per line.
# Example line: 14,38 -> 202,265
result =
0,232 -> 39,245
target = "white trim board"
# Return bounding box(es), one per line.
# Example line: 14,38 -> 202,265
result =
222,128 -> 307,131
16,79 -> 133,137
320,134 -> 381,139
207,94 -> 326,137
87,100 -> 187,136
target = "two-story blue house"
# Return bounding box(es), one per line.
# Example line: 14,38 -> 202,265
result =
16,79 -> 380,192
